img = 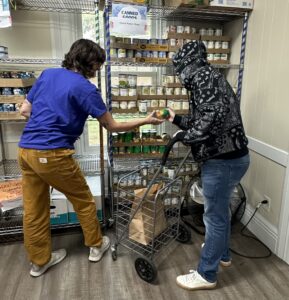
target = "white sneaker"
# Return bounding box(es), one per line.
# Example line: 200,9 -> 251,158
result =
201,243 -> 232,267
176,270 -> 216,290
30,249 -> 67,277
89,236 -> 110,262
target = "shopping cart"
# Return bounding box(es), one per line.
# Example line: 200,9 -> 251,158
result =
111,135 -> 192,283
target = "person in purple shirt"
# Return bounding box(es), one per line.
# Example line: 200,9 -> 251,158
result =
18,39 -> 163,277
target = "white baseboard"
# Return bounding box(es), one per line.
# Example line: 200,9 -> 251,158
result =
241,204 -> 278,254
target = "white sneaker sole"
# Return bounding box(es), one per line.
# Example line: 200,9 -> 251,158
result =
176,279 -> 217,291
89,240 -> 111,262
30,250 -> 67,277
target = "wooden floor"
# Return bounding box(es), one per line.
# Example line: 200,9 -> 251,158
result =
1,224 -> 289,300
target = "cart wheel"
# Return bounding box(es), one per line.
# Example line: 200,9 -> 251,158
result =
135,257 -> 157,283
176,224 -> 191,243
111,250 -> 117,261
111,244 -> 118,261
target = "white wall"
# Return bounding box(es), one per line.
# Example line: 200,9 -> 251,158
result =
235,0 -> 289,261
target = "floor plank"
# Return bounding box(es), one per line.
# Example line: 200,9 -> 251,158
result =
1,225 -> 289,300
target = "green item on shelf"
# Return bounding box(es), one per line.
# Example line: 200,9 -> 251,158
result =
126,146 -> 134,154
118,132 -> 126,142
134,146 -> 142,153
112,133 -> 118,142
159,145 -> 166,154
125,131 -> 133,142
151,145 -> 158,154
143,145 -> 151,154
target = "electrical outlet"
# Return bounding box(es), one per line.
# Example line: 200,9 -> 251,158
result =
263,195 -> 271,212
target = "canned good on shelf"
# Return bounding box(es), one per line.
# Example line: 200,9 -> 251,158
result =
120,101 -> 128,109
135,50 -> 142,58
167,100 -> 174,108
151,100 -> 159,108
157,86 -> 163,95
128,101 -> 137,109
112,86 -> 119,96
182,88 -> 187,95
174,87 -> 181,95
150,38 -> 157,44
119,74 -> 129,88
199,28 -> 207,35
184,26 -> 191,34
118,146 -> 125,154
128,74 -> 137,87
119,88 -> 129,96
168,52 -> 175,59
174,101 -> 182,110
222,41 -> 229,49
150,129 -> 157,140
166,75 -> 175,83
115,37 -> 124,43
221,54 -> 228,61
152,51 -> 158,58
175,76 -> 181,84
134,146 -> 142,154
143,145 -> 151,154
135,176 -> 142,186
110,48 -> 117,58
214,53 -> 221,60
142,86 -> 150,95
117,48 -> 127,58
215,28 -> 223,36
177,25 -> 184,33
207,28 -> 214,36
207,53 -> 214,61
182,101 -> 189,110
123,37 -> 131,44
128,88 -> 137,96
132,38 -> 139,44
127,49 -> 134,58
215,41 -> 222,49
159,99 -> 166,107
191,27 -> 197,34
169,39 -> 176,47
150,86 -> 156,95
112,101 -> 120,109
139,101 -> 148,114
166,87 -> 174,95
159,51 -> 167,58
208,41 -> 214,49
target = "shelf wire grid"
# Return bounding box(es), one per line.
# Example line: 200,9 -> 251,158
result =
15,0 -> 97,13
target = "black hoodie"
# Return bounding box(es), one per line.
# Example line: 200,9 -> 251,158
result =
172,40 -> 248,162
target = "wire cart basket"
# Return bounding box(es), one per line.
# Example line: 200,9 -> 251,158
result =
111,137 -> 192,283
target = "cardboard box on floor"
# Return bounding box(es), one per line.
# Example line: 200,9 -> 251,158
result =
165,0 -> 209,7
210,0 -> 254,9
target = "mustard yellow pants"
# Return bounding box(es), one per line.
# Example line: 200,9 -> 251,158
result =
18,147 -> 103,266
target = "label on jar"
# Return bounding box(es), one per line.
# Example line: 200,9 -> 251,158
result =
157,86 -> 163,95
128,88 -> 137,96
151,100 -> 159,108
139,101 -> 147,114
119,88 -> 128,96
215,41 -> 222,49
128,101 -> 136,109
159,99 -> 166,107
150,86 -> 156,95
177,25 -> 184,33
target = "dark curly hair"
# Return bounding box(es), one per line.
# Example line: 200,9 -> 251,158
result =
62,39 -> 106,78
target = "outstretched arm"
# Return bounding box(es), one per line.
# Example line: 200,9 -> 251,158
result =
97,111 -> 163,132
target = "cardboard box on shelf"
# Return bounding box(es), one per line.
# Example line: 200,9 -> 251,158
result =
210,0 -> 254,9
165,0 -> 209,7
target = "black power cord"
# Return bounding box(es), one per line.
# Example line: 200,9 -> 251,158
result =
181,199 -> 272,259
230,200 -> 272,259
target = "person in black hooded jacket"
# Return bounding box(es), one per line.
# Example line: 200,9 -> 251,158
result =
169,40 -> 250,290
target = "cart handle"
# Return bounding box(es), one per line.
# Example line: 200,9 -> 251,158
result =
161,131 -> 186,166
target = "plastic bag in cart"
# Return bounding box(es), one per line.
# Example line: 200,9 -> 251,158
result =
129,183 -> 167,246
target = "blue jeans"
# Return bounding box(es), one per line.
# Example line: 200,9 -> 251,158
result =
197,154 -> 250,282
